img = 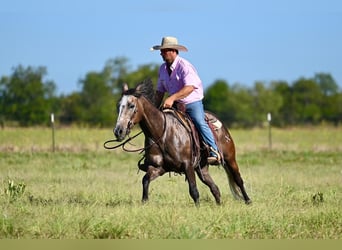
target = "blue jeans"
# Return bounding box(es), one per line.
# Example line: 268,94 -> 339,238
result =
186,100 -> 218,153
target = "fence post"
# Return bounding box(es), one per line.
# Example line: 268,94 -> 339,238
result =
267,112 -> 272,150
51,113 -> 55,152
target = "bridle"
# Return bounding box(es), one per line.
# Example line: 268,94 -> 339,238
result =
104,97 -> 168,153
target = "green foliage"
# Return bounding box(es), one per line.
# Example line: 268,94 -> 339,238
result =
1,59 -> 341,127
78,71 -> 115,126
205,79 -> 235,123
3,179 -> 26,202
0,65 -> 56,126
229,84 -> 255,127
58,92 -> 84,125
315,73 -> 338,96
312,192 -> 324,206
292,77 -> 323,124
205,73 -> 342,127
58,58 -> 159,127
251,81 -> 283,126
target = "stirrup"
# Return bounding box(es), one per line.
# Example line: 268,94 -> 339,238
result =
207,156 -> 219,165
209,147 -> 221,161
207,147 -> 221,165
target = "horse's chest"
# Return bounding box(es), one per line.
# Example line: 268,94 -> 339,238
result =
147,146 -> 187,170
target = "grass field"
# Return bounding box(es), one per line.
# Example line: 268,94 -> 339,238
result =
0,126 -> 341,239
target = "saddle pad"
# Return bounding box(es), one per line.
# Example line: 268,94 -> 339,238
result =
211,119 -> 222,130
206,116 -> 222,130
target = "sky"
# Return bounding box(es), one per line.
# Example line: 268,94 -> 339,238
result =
1,0 -> 341,95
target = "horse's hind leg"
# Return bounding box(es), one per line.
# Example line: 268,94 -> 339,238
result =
195,166 -> 221,205
224,156 -> 252,204
142,165 -> 165,203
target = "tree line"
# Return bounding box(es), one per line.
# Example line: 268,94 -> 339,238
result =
1,56 -> 341,128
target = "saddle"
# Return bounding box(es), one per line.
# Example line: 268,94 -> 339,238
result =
163,102 -> 222,167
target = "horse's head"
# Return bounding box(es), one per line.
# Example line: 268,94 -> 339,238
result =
113,79 -> 155,141
114,84 -> 140,141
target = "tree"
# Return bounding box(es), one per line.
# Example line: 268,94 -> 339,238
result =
122,64 -> 159,90
230,84 -> 255,127
271,80 -> 294,126
322,93 -> 342,125
78,70 -> 115,126
292,77 -> 323,124
103,57 -> 131,94
314,73 -> 341,125
0,65 -> 56,126
251,81 -> 283,126
58,92 -> 84,125
314,72 -> 338,96
204,79 -> 235,125
77,58 -> 159,126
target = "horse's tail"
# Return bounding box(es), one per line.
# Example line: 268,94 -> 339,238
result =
223,164 -> 245,201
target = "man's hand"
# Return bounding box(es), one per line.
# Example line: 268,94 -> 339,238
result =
163,96 -> 175,108
162,85 -> 195,108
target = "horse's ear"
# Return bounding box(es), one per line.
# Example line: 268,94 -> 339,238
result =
122,83 -> 128,92
135,82 -> 142,93
136,78 -> 151,93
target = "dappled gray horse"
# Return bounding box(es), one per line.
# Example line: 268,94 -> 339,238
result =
113,79 -> 251,205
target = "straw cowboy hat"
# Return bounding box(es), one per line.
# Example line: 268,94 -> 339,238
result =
151,36 -> 188,52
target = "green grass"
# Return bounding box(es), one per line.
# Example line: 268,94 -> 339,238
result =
0,126 -> 341,238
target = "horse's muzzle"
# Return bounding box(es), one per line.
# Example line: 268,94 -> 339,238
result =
114,121 -> 134,141
114,125 -> 125,142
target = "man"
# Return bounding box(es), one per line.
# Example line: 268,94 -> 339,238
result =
151,36 -> 220,165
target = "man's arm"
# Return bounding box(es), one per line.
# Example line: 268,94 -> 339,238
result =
163,85 -> 195,108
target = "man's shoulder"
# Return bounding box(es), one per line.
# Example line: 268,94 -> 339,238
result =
177,55 -> 190,64
176,56 -> 193,69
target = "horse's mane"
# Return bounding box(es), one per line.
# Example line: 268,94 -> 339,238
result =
124,78 -> 155,104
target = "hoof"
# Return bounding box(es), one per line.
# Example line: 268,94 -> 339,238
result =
245,199 -> 252,205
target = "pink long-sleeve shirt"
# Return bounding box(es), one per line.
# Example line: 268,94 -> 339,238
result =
156,56 -> 204,104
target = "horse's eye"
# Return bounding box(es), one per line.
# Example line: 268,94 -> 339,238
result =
129,104 -> 135,109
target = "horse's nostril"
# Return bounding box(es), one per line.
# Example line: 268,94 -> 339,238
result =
114,127 -> 121,137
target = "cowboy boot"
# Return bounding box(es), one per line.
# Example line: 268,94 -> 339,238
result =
207,147 -> 220,165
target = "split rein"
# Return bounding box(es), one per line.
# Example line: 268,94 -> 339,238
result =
103,130 -> 145,153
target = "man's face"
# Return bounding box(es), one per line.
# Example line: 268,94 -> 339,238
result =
160,49 -> 176,64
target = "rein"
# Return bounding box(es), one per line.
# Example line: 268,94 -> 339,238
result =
103,130 -> 144,152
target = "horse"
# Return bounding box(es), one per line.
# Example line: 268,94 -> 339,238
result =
112,78 -> 251,206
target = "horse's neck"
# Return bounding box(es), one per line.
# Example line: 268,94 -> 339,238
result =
139,97 -> 165,139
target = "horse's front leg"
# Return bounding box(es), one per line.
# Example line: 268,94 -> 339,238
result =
142,165 -> 165,203
185,165 -> 200,206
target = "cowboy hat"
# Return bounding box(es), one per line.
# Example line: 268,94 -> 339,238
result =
151,36 -> 188,52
